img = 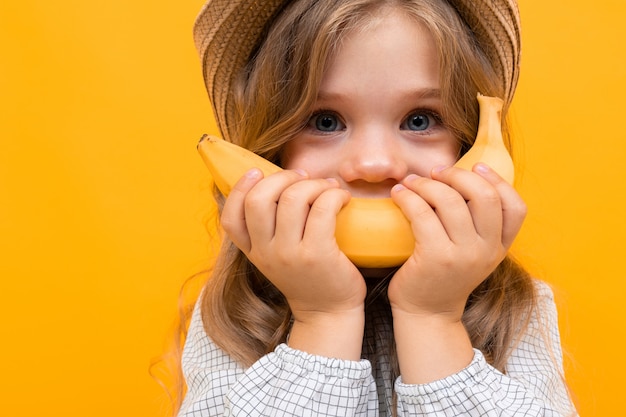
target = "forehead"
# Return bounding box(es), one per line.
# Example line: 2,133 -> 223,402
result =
320,8 -> 440,94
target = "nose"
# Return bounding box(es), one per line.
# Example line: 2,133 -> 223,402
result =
339,129 -> 408,196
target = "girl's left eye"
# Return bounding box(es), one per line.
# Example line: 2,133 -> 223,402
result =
402,111 -> 440,131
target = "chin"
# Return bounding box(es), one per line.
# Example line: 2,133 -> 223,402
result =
359,267 -> 397,279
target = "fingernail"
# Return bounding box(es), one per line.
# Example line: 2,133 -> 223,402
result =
293,168 -> 308,177
405,174 -> 419,182
475,163 -> 490,173
432,165 -> 448,173
325,177 -> 339,185
245,168 -> 262,179
392,183 -> 407,192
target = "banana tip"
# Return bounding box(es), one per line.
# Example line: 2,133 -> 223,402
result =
197,133 -> 209,149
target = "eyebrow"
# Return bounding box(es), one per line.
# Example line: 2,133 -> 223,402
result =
316,87 -> 442,102
410,87 -> 441,100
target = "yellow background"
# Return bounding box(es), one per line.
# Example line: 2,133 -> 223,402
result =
1,0 -> 623,415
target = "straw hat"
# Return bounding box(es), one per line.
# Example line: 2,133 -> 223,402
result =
193,0 -> 521,142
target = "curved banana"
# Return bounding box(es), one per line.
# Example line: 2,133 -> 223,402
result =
198,94 -> 512,268
455,95 -> 513,184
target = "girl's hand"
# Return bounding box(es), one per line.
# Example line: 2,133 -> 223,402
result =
388,163 -> 527,320
388,163 -> 526,383
221,168 -> 367,359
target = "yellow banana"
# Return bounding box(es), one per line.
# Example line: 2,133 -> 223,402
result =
198,94 -> 512,268
455,95 -> 513,184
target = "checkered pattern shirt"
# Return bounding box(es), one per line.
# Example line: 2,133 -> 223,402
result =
178,280 -> 577,416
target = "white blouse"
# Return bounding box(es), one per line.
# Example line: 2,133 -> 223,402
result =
178,280 -> 577,416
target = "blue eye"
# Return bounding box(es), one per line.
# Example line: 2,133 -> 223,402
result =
403,112 -> 433,131
309,112 -> 344,132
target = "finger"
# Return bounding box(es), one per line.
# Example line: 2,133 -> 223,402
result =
390,180 -> 450,245
221,168 -> 264,253
472,163 -> 527,248
301,185 -> 350,246
430,166 -> 503,244
401,173 -> 475,244
274,178 -> 342,247
244,169 -> 309,248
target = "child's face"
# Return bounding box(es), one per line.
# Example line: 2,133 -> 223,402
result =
282,9 -> 459,198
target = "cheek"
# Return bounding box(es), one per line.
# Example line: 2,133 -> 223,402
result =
281,141 -> 337,177
405,139 -> 460,175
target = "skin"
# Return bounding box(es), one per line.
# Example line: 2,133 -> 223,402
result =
221,8 -> 526,384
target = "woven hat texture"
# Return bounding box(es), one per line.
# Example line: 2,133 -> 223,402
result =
193,0 -> 521,142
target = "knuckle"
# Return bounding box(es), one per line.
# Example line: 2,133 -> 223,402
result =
411,203 -> 433,219
244,189 -> 267,211
219,214 -> 237,233
441,189 -> 464,205
508,198 -> 527,218
477,187 -> 500,203
310,192 -> 341,216
516,200 -> 528,216
309,203 -> 329,219
431,188 -> 464,210
279,188 -> 302,206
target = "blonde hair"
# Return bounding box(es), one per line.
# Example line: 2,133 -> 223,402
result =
173,0 -> 538,412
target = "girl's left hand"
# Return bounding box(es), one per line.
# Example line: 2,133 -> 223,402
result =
387,163 -> 527,320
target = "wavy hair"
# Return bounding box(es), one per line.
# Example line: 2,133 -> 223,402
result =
172,0 -> 539,413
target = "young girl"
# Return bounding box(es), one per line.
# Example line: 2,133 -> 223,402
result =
178,0 -> 577,415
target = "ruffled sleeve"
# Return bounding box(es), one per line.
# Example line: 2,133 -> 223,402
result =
226,344 -> 377,416
178,300 -> 378,417
394,281 -> 577,417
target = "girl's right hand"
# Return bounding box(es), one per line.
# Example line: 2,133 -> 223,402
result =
221,168 -> 367,359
